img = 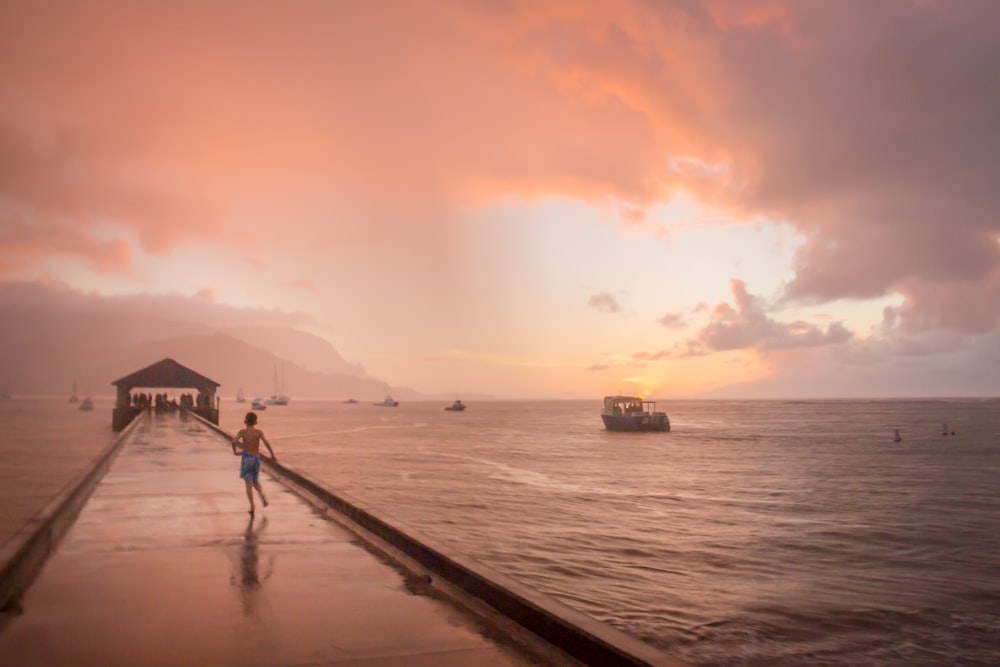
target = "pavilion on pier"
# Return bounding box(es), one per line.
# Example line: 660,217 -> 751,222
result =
111,358 -> 220,430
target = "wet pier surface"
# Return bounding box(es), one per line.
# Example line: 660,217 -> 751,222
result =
0,412 -> 550,666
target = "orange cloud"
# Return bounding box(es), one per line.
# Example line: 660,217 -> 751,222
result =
0,215 -> 132,274
0,121 -> 226,277
1,2 -> 728,207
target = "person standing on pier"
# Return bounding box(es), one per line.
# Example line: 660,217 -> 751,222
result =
232,411 -> 278,515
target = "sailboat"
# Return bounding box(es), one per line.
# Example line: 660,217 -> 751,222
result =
78,378 -> 94,411
236,388 -> 246,403
69,379 -> 79,403
266,363 -> 290,406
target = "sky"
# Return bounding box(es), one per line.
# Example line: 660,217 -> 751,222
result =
2,0 -> 999,399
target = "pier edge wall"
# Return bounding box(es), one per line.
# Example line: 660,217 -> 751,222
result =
0,409 -> 148,621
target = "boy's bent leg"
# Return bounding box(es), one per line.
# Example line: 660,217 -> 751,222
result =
253,481 -> 268,507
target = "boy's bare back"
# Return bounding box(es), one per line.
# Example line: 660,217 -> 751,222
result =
233,425 -> 276,461
236,426 -> 265,455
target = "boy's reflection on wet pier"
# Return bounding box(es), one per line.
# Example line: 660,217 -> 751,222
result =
231,515 -> 275,615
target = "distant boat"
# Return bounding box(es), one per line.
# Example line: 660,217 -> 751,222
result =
69,379 -> 79,403
344,398 -> 358,404
374,396 -> 399,407
236,388 -> 246,403
445,400 -> 466,411
266,363 -> 290,405
78,396 -> 94,411
251,397 -> 267,410
600,395 -> 670,432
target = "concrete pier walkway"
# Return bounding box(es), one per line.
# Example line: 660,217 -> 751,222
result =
0,411 -> 560,666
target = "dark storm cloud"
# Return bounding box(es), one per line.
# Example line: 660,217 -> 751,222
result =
703,1 -> 1000,331
634,279 -> 853,360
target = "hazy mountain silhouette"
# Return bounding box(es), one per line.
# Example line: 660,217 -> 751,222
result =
0,306 -> 413,399
220,326 -> 367,377
123,333 -> 401,400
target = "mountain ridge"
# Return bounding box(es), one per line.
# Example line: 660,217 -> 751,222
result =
0,306 -> 415,400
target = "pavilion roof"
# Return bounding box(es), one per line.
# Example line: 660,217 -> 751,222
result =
111,358 -> 220,391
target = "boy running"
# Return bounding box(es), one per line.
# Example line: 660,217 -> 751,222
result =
232,411 -> 277,515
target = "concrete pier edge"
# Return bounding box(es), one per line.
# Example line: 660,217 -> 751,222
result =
0,409 -> 149,620
194,412 -> 686,667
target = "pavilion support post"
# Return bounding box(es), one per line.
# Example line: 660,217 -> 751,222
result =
206,388 -> 219,425
112,385 -> 141,431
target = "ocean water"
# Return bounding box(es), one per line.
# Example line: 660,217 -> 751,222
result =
5,397 -> 1000,666
0,397 -> 114,548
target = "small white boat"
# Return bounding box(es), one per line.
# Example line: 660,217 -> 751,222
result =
250,397 -> 267,410
445,400 -> 466,411
78,396 -> 94,411
374,396 -> 399,407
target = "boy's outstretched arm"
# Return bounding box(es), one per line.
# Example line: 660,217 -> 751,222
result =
262,434 -> 277,462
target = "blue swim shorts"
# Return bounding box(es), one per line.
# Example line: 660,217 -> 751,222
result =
239,451 -> 261,483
